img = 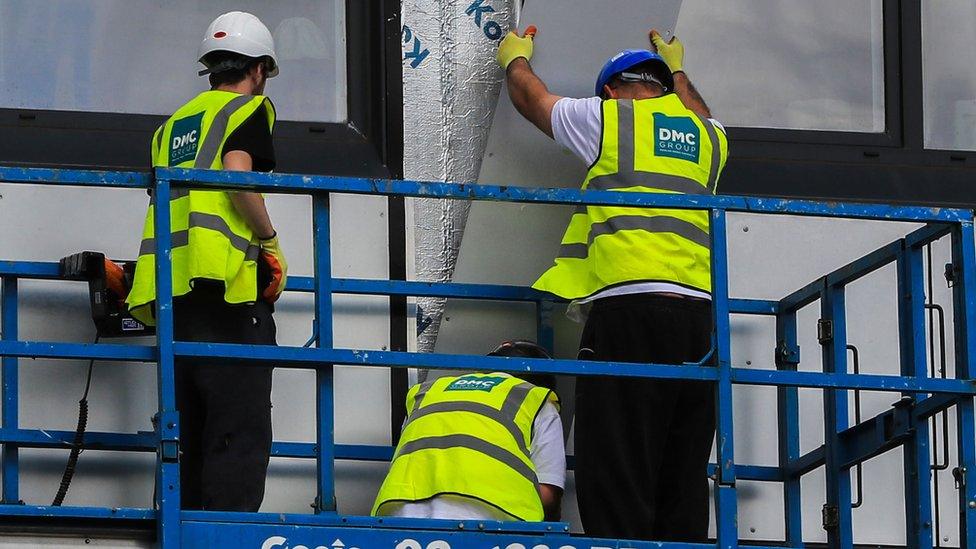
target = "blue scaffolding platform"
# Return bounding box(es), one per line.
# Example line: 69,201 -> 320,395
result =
0,165 -> 975,548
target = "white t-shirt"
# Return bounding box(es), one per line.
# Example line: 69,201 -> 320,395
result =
383,401 -> 565,521
549,96 -> 725,314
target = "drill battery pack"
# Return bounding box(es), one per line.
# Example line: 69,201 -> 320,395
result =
59,251 -> 154,338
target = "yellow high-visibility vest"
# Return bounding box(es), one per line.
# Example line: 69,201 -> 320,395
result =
533,94 -> 728,299
372,373 -> 559,521
126,90 -> 276,325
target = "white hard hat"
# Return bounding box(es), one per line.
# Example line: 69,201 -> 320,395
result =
198,11 -> 279,78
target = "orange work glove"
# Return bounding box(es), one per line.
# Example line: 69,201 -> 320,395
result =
103,258 -> 129,300
259,233 -> 288,303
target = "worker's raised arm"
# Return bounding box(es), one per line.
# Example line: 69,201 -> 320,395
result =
499,28 -> 562,138
650,30 -> 712,119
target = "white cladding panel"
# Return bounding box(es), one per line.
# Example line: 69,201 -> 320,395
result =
434,0 -> 964,545
0,184 -> 392,517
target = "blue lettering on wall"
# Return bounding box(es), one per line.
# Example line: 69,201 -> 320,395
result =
402,25 -> 430,69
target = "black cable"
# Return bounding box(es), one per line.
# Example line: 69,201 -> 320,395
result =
52,335 -> 99,506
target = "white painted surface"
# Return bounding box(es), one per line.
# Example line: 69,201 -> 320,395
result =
435,0 -> 964,545
0,185 -> 393,518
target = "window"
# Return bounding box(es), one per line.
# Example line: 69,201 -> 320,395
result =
0,0 -> 346,123
676,0 -> 885,132
922,0 -> 976,151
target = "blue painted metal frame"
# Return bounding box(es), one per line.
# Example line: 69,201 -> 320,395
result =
1,166 -> 975,548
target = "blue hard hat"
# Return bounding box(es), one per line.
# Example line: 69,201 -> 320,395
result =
595,49 -> 673,97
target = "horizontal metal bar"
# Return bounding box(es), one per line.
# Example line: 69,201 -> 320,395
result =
709,463 -> 782,482
0,167 -> 150,189
0,341 -> 156,362
156,167 -> 971,222
173,342 -> 721,381
332,278 -> 552,301
0,504 -> 154,521
732,367 -> 976,394
729,298 -> 778,315
0,261 -> 62,280
182,509 -> 569,534
0,429 -> 155,452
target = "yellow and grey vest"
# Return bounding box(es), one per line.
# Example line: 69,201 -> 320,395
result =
533,94 -> 728,299
372,373 -> 559,521
126,90 -> 276,325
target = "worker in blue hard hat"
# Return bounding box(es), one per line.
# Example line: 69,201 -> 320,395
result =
496,27 -> 728,542
372,340 -> 565,522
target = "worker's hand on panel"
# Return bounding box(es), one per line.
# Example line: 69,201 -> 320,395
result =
649,29 -> 683,73
259,233 -> 288,302
497,26 -> 536,70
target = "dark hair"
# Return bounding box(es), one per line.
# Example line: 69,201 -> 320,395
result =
203,51 -> 266,88
608,60 -> 670,94
488,340 -> 558,393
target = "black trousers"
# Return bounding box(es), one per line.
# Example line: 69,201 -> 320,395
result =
574,293 -> 715,542
173,283 -> 276,511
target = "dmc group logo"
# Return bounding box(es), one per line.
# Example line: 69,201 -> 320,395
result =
445,375 -> 505,392
169,112 -> 205,165
653,113 -> 700,163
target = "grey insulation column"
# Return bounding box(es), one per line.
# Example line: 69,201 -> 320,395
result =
401,0 -> 518,354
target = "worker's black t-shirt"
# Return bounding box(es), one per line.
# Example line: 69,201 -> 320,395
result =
222,105 -> 276,172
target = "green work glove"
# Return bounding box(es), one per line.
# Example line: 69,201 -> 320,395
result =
650,29 -> 684,73
497,26 -> 537,70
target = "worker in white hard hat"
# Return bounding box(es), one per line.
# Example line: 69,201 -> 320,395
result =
496,25 -> 728,542
127,11 -> 288,512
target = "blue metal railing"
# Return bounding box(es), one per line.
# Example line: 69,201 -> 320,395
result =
0,165 -> 975,548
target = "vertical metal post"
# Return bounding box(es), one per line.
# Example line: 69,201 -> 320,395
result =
313,192 -> 336,513
1,278 -> 18,504
535,300 -> 554,354
710,209 -> 738,548
897,245 -> 934,546
153,177 -> 181,547
776,310 -> 802,547
821,283 -> 854,548
950,221 -> 976,548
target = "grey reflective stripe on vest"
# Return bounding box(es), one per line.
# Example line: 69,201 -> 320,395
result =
138,212 -> 259,258
587,172 -> 709,195
617,100 -> 635,172
404,382 -> 535,457
558,99 -> 714,260
410,380 -> 437,412
693,113 -> 722,193
590,215 -> 710,249
148,187 -> 191,206
395,433 -> 538,485
154,127 -> 164,155
558,243 -> 588,259
194,94 -> 256,169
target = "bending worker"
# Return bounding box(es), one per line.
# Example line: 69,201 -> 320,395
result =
126,11 -> 288,511
497,27 -> 728,541
372,341 -> 565,521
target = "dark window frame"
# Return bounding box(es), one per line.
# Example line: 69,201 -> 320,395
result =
0,1 -> 403,180
718,0 -> 976,207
